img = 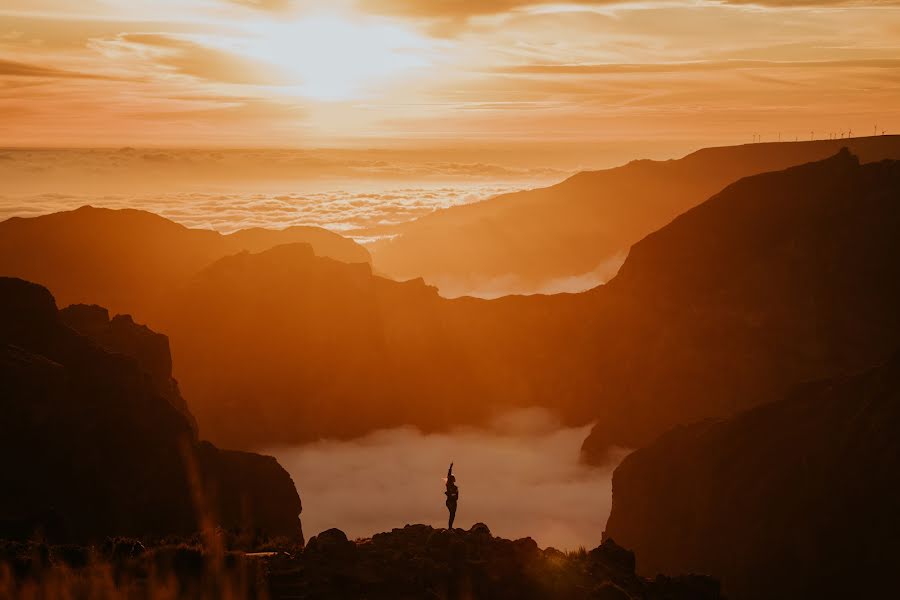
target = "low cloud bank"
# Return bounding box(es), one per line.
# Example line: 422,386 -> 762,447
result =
432,252 -> 629,299
268,409 -> 628,551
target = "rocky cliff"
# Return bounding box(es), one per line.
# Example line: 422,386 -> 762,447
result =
603,352 -> 900,599
59,303 -> 197,434
580,149 -> 900,457
0,277 -> 302,542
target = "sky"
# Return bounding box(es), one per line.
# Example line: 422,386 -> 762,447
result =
1,0 -> 899,150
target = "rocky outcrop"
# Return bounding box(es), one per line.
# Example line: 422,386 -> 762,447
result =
0,205 -> 369,322
270,523 -> 721,599
59,303 -> 197,434
580,149 -> 900,457
370,135 -> 900,295
0,524 -> 718,599
194,442 -> 304,545
0,277 -> 302,543
603,352 -> 900,599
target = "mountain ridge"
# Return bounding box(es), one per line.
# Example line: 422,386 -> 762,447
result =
370,135 -> 900,297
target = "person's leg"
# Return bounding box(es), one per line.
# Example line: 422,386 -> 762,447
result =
449,504 -> 456,529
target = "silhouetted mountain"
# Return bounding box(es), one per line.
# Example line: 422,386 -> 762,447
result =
603,352 -> 900,599
152,152 -> 900,453
0,205 -> 369,321
59,303 -> 198,434
580,149 -> 900,458
3,153 -> 899,456
0,277 -> 302,542
156,242 -> 481,446
370,136 -> 900,296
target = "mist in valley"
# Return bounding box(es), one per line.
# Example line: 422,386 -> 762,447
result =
269,408 -> 628,551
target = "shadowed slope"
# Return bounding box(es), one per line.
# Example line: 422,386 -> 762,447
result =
371,136 -> 900,296
580,149 -> 900,457
603,352 -> 900,599
0,277 -> 302,542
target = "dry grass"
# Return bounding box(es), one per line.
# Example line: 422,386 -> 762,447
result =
0,445 -> 274,600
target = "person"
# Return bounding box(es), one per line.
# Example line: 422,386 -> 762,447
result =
445,462 -> 459,529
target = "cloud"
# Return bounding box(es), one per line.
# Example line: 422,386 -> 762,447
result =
91,33 -> 281,85
358,0 -> 900,21
499,58 -> 900,75
431,251 -> 628,299
0,57 -> 116,79
266,408 -> 630,550
0,147 -> 556,232
226,0 -> 293,10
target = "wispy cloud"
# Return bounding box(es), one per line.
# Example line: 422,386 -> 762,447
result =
0,57 -> 119,79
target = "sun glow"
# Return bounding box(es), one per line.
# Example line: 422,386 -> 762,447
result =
239,13 -> 434,101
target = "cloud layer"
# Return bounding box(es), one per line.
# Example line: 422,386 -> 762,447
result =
267,408 -> 629,550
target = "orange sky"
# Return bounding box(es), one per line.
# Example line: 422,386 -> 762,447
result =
2,0 -> 899,149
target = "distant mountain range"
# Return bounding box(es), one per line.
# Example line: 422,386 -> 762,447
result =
2,146 -> 899,457
370,135 -> 900,296
0,205 -> 369,322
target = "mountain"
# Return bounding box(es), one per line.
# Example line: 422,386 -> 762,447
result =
156,242 -> 495,447
0,277 -> 302,542
603,352 -> 900,599
3,151 -> 899,457
153,151 -> 900,453
579,149 -> 900,458
369,136 -> 900,296
0,205 -> 369,322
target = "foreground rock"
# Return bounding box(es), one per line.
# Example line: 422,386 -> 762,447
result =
0,277 -> 302,543
604,352 -> 900,599
265,523 -> 720,599
0,524 -> 718,599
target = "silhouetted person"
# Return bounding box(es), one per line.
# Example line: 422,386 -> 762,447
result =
445,462 -> 459,529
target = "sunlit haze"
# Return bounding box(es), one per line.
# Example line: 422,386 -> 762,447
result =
3,2 -> 900,598
2,0 -> 898,149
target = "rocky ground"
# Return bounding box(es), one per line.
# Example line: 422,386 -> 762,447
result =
1,523 -> 721,599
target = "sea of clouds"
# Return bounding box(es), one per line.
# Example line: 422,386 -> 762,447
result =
0,184 -> 523,238
268,408 -> 629,551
